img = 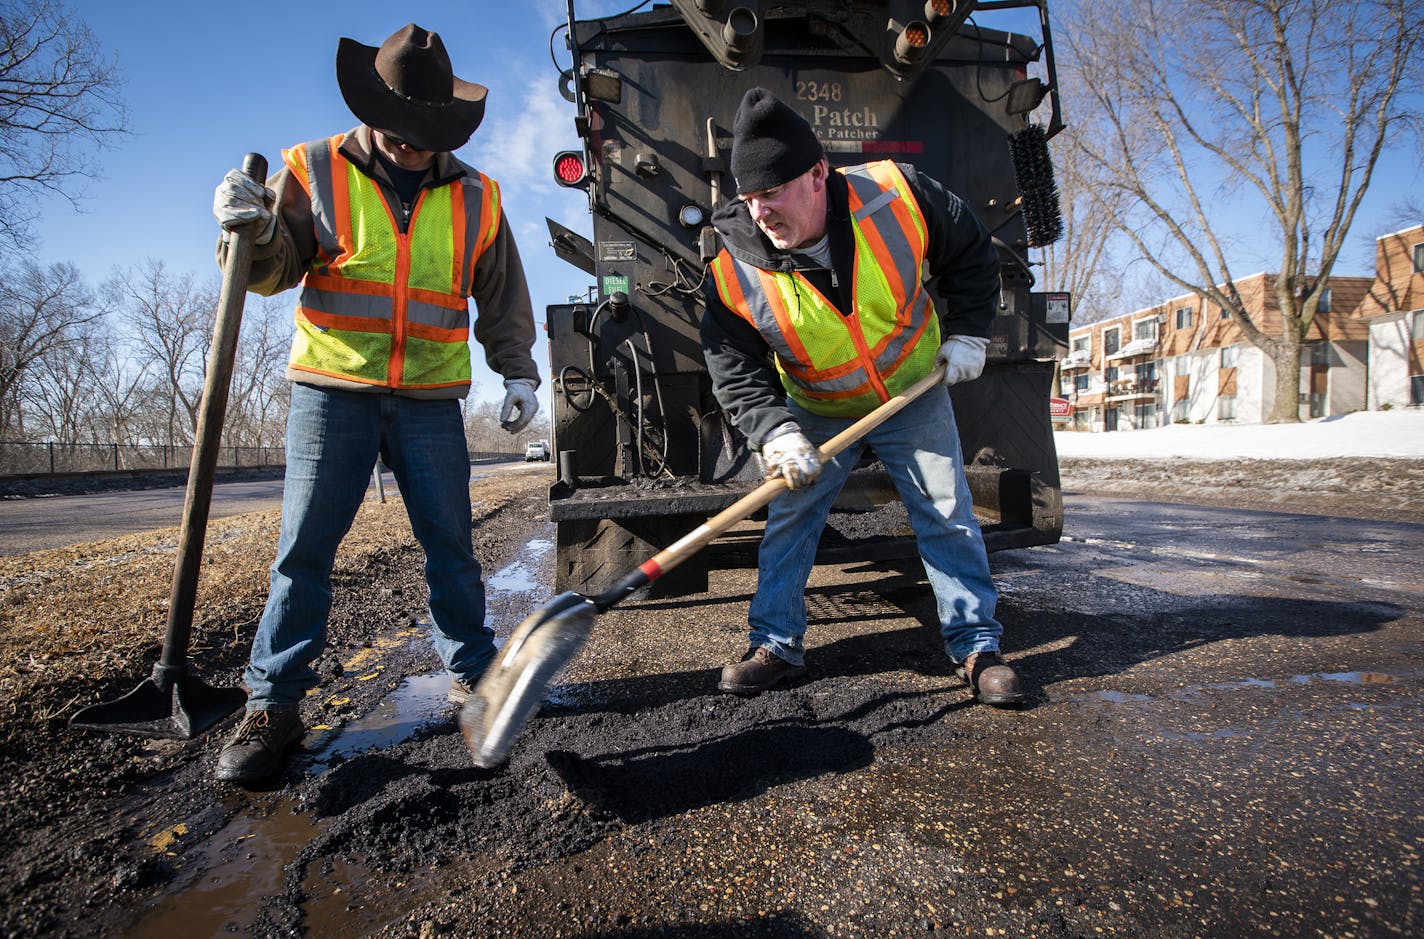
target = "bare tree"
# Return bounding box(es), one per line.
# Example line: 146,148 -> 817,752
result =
85,326 -> 153,448
225,292 -> 290,450
1039,74 -> 1138,325
112,259 -> 216,444
1061,0 -> 1423,421
0,0 -> 128,253
0,258 -> 105,437
22,321 -> 96,443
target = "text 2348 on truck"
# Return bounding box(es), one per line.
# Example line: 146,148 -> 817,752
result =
543,0 -> 1069,597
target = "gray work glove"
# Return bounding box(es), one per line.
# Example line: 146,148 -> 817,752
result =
500,378 -> 539,433
935,335 -> 989,386
761,421 -> 821,490
213,168 -> 277,245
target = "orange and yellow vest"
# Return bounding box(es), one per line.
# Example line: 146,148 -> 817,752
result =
281,135 -> 502,390
709,161 -> 940,418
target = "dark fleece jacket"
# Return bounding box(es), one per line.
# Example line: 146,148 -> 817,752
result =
700,163 -> 1001,449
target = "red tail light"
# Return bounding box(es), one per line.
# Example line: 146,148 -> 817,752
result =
553,151 -> 589,187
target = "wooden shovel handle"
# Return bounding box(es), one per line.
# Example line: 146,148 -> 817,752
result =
594,362 -> 947,610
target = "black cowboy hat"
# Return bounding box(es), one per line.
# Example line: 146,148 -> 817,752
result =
336,23 -> 487,153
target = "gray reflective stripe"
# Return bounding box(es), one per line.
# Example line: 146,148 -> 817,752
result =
725,255 -> 871,395
408,296 -> 469,332
852,187 -> 898,221
298,284 -> 392,321
457,173 -> 491,297
724,259 -> 801,365
303,140 -> 343,264
844,167 -> 919,288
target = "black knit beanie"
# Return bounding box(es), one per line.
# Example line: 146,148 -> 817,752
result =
730,87 -> 824,194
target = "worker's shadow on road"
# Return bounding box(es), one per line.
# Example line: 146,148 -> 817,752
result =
545,720 -> 874,824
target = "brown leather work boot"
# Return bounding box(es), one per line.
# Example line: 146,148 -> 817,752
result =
215,708 -> 305,785
955,651 -> 1024,707
718,647 -> 807,695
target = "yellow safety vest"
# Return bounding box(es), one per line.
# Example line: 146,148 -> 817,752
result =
709,161 -> 940,417
282,135 -> 502,389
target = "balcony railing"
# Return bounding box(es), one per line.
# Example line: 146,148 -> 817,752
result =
1105,378 -> 1160,399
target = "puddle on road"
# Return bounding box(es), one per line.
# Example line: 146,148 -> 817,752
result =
304,670 -> 452,773
486,537 -> 552,594
127,798 -> 321,938
125,533 -> 553,936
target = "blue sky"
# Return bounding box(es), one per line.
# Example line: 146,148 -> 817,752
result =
34,0 -> 630,406
31,1 -> 1423,406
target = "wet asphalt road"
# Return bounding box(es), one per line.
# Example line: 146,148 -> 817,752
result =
431,497 -> 1421,938
0,460 -> 528,556
19,482 -> 1422,937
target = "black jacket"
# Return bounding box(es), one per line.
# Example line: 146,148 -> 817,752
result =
700,163 -> 1000,449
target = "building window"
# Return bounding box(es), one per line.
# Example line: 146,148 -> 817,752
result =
1318,287 -> 1332,312
1309,342 -> 1330,366
1218,395 -> 1237,421
1072,335 -> 1089,354
1134,402 -> 1158,429
1220,307 -> 1231,320
1175,306 -> 1194,329
1413,243 -> 1423,273
1412,311 -> 1424,341
1220,345 -> 1239,368
1103,327 -> 1121,356
1410,375 -> 1424,406
1175,354 -> 1190,373
1105,366 -> 1119,383
1134,319 -> 1157,342
1074,373 -> 1089,392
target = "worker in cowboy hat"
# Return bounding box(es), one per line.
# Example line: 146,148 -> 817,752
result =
210,23 -> 540,785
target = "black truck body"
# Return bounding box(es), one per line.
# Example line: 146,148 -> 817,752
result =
544,0 -> 1070,597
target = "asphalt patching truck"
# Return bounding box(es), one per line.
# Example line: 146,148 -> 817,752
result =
544,0 -> 1069,597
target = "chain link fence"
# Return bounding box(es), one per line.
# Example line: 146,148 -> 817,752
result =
0,440 -> 284,477
0,440 -> 521,478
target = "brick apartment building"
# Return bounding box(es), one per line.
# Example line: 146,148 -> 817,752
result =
1058,224 -> 1424,432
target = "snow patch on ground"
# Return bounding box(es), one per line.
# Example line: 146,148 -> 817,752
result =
1054,409 -> 1424,460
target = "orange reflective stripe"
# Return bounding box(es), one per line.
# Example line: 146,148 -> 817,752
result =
328,140 -> 355,277
477,177 -> 500,255
846,183 -> 907,304
711,255 -> 754,328
407,320 -> 469,343
864,162 -> 926,255
450,179 -> 467,296
755,268 -> 813,367
297,307 -> 388,334
282,144 -> 311,194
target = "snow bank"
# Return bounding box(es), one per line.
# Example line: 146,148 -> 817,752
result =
1053,409 -> 1424,460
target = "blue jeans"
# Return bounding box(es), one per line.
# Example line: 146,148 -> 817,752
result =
244,383 -> 496,709
748,385 -> 1002,666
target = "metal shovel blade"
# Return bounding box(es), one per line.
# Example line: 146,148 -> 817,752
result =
459,591 -> 597,768
69,665 -> 247,740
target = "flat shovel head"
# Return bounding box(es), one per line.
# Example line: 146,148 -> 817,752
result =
459,591 -> 597,768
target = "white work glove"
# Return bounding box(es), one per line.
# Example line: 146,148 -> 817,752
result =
761,422 -> 822,490
935,335 -> 989,386
500,378 -> 539,433
213,168 -> 277,245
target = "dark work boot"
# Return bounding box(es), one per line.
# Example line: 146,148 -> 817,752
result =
718,647 -> 807,695
215,708 -> 305,784
955,651 -> 1024,707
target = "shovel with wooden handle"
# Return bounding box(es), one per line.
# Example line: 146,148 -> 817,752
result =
459,362 -> 949,768
69,153 -> 269,739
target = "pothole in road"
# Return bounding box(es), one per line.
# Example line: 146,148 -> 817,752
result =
124,533 -> 558,936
